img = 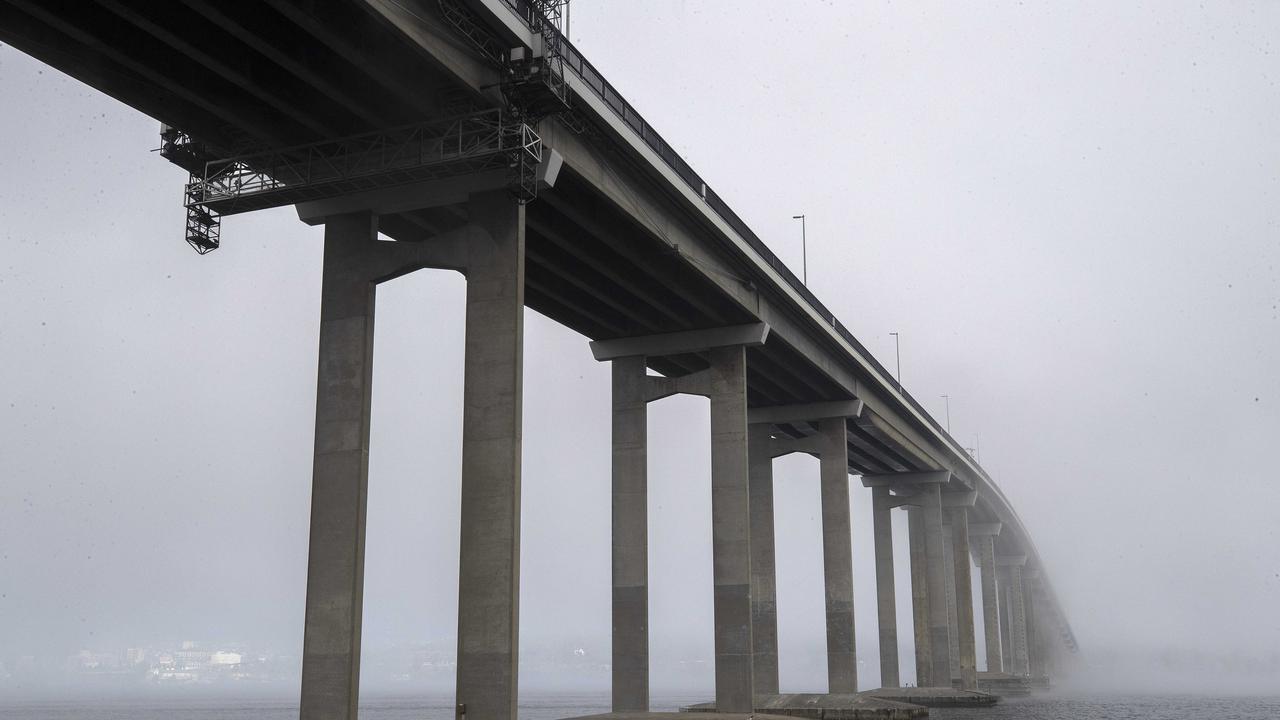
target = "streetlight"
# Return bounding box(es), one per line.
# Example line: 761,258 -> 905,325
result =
889,332 -> 901,391
941,394 -> 951,433
792,214 -> 807,285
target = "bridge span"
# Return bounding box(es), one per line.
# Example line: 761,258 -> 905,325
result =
0,1 -> 1077,717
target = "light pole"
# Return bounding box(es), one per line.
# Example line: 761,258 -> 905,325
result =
792,214 -> 807,285
941,394 -> 951,433
889,332 -> 901,391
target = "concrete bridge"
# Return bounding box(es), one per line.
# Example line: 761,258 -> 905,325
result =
0,1 -> 1077,717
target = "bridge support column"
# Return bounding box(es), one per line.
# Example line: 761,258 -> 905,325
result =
299,212 -> 381,720
819,418 -> 857,693
862,471 -> 953,688
998,565 -> 1014,671
871,486 -> 899,688
970,524 -> 1004,673
948,508 -> 978,690
455,192 -> 526,720
709,344 -> 755,711
941,529 -> 960,685
921,484 -> 953,686
748,424 -> 779,696
999,556 -> 1030,676
611,355 -> 649,711
906,506 -> 933,687
1025,571 -> 1044,680
591,323 -> 770,713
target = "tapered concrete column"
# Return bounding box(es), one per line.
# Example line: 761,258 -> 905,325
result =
708,344 -> 754,711
906,506 -> 933,688
299,212 -> 380,720
748,424 -> 779,696
973,530 -> 1003,673
997,566 -> 1013,671
611,355 -> 648,711
871,486 -> 899,688
1000,556 -> 1030,676
456,192 -> 525,720
947,509 -> 977,690
819,418 -> 856,693
941,529 -> 960,685
921,484 -> 952,686
1025,582 -> 1043,680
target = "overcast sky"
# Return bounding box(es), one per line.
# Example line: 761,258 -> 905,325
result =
2,0 -> 1279,699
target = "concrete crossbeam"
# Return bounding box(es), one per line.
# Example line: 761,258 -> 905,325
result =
747,399 -> 864,425
588,323 -> 770,361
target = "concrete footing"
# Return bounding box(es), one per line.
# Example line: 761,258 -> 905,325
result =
975,672 -> 1032,696
682,694 -> 926,720
861,687 -> 999,708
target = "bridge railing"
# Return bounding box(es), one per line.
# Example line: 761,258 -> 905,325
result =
500,0 -> 974,464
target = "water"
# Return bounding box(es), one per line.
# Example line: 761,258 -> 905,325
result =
4,694 -> 1280,720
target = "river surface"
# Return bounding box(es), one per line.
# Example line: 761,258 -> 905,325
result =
4,693 -> 1280,720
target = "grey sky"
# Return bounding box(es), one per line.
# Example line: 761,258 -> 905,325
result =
2,0 -> 1279,697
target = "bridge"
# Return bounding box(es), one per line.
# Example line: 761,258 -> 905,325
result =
0,1 -> 1077,718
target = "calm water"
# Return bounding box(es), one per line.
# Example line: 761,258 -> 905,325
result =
4,694 -> 1280,720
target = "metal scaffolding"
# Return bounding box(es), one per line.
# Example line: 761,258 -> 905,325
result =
182,109 -> 541,220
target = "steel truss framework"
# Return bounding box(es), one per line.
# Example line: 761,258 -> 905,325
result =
184,109 -> 541,221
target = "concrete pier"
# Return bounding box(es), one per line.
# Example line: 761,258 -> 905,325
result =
920,483 -> 952,686
819,418 -> 857,693
1002,556 -> 1030,676
971,524 -> 1004,673
871,486 -> 899,688
455,192 -> 525,720
947,508 -> 977,690
708,345 -> 755,711
749,423 -> 780,696
610,355 -> 649,711
941,529 -> 960,684
905,506 -> 933,688
998,563 -> 1008,671
298,212 -> 381,720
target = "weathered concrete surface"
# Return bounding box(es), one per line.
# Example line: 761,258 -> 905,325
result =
708,344 -> 755,710
941,529 -> 960,684
298,212 -> 381,720
682,694 -> 926,720
920,484 -> 952,686
905,507 -> 932,688
997,565 -> 1014,673
749,423 -> 780,696
863,687 -> 999,708
871,486 -> 899,688
819,418 -> 856,693
974,533 -> 1003,672
455,192 -> 525,720
1007,562 -> 1030,676
611,355 -> 649,711
947,509 -> 977,690
568,713 -> 792,720
976,671 -> 1032,697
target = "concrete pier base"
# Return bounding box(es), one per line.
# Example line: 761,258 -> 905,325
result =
862,687 -> 999,708
976,671 -> 1033,696
683,694 -> 926,720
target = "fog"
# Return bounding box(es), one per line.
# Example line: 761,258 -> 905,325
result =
2,0 -> 1279,701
